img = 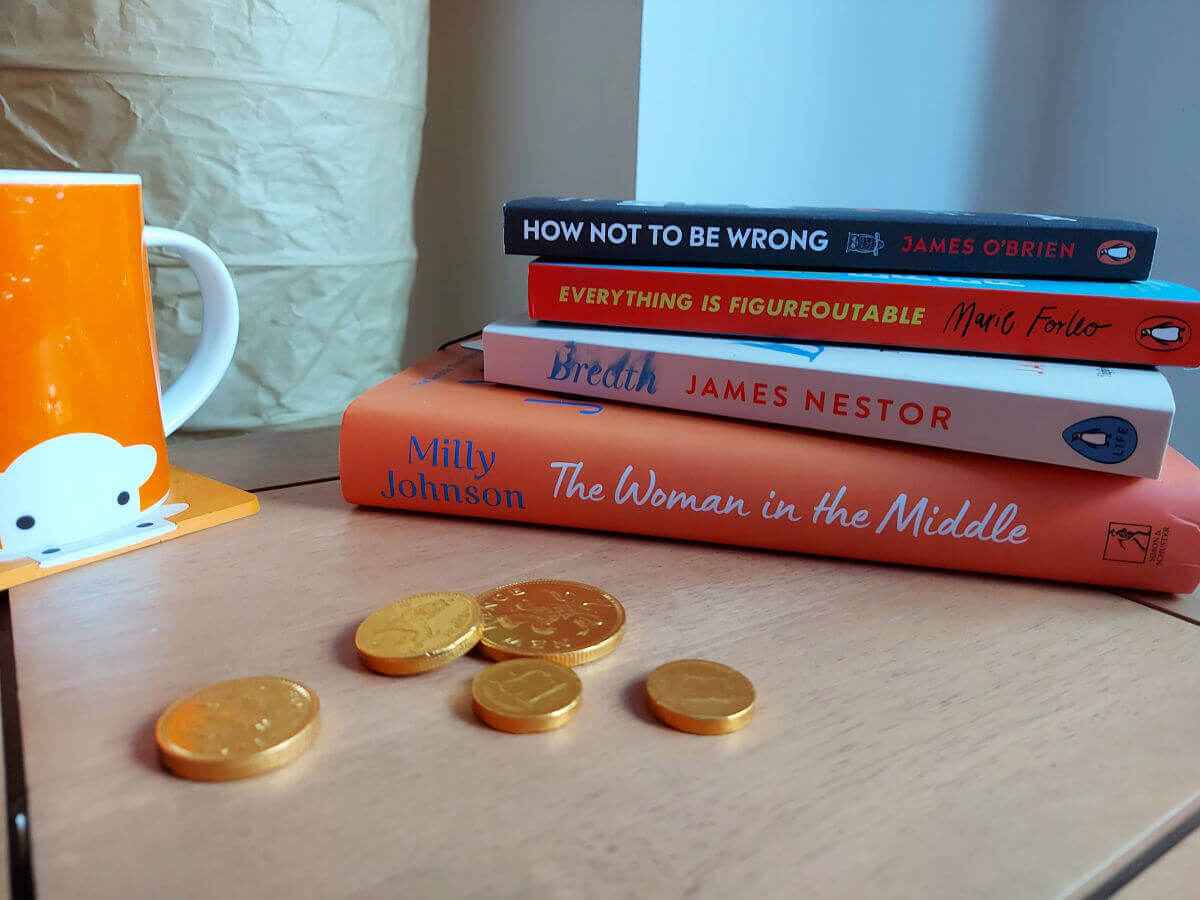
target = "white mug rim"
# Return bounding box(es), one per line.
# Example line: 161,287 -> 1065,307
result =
0,170 -> 141,185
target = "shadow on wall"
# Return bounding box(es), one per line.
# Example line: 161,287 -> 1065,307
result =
977,0 -> 1200,462
634,0 -> 1200,460
403,0 -> 642,369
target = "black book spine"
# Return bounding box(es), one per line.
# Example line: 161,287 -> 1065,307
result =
503,202 -> 1156,280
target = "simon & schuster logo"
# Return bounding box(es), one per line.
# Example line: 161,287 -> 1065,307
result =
1103,522 -> 1151,564
1097,239 -> 1136,265
1135,316 -> 1191,352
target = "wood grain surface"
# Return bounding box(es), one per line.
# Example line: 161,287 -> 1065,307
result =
1113,814 -> 1200,898
10,475 -> 1200,899
167,427 -> 339,491
1063,788 -> 1200,897
1117,584 -> 1200,626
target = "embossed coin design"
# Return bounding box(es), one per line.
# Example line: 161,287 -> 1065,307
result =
155,676 -> 320,781
356,591 -> 483,675
646,659 -> 755,735
477,579 -> 625,666
472,657 -> 582,733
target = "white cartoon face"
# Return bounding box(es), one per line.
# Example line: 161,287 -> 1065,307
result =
0,433 -> 158,559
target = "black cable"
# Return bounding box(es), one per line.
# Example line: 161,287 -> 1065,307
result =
437,329 -> 483,351
0,590 -> 34,899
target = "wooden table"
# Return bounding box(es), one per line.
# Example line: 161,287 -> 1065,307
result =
4,428 -> 1200,899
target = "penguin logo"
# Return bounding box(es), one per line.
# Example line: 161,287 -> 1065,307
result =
1097,239 -> 1136,265
1136,315 -> 1191,351
1062,415 -> 1137,464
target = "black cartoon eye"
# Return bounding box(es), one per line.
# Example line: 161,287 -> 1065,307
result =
117,491 -> 130,505
16,515 -> 34,530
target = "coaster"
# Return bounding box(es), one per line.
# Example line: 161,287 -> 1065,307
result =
0,466 -> 260,591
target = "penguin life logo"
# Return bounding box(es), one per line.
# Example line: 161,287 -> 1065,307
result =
1097,239 -> 1136,265
1136,315 -> 1191,352
1062,415 -> 1137,465
1103,522 -> 1151,563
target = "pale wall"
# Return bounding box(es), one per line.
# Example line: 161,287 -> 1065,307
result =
404,0 -> 643,366
637,0 -> 1200,460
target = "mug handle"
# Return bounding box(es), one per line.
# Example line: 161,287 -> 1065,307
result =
143,226 -> 240,436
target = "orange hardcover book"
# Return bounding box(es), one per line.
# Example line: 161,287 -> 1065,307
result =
339,343 -> 1200,593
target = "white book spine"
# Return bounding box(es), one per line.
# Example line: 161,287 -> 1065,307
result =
482,322 -> 1175,477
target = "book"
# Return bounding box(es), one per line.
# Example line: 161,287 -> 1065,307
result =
339,342 -> 1200,593
481,320 -> 1175,477
504,198 -> 1157,280
527,261 -> 1200,367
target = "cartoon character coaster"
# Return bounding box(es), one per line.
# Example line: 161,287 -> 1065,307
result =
0,463 -> 259,591
19,501 -> 190,568
0,433 -> 171,562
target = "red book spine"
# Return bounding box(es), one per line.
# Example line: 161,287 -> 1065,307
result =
527,262 -> 1200,366
339,345 -> 1200,593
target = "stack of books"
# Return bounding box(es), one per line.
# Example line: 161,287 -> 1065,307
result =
340,199 -> 1200,593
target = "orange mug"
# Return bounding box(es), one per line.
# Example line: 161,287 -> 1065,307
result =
0,171 -> 238,564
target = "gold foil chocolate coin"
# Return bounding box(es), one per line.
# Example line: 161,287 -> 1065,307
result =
356,591 -> 484,675
471,658 -> 582,733
646,659 -> 755,735
155,676 -> 320,781
478,579 -> 625,666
